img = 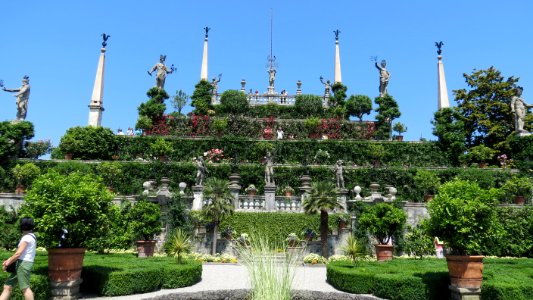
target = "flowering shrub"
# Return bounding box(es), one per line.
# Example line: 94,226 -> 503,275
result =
203,148 -> 224,163
303,253 -> 327,265
497,154 -> 513,169
327,255 -> 351,263
190,114 -> 210,136
186,252 -> 237,263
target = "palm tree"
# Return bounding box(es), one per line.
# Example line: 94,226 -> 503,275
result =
303,181 -> 342,258
202,178 -> 235,255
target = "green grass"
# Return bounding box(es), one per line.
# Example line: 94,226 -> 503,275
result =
327,257 -> 533,300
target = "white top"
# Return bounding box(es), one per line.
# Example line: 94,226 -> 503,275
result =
19,233 -> 37,262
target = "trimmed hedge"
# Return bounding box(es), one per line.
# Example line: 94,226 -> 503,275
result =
217,212 -> 349,244
80,253 -> 202,296
328,258 -> 533,300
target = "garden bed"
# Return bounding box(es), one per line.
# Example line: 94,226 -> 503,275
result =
327,258 -> 533,300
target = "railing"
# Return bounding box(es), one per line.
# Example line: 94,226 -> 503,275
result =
236,195 -> 302,212
212,93 -> 303,106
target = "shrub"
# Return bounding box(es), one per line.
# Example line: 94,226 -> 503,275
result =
358,203 -> 406,245
0,120 -> 34,164
413,169 -> 441,198
165,228 -> 192,264
403,224 -> 434,258
11,162 -> 40,188
0,206 -> 18,250
501,176 -> 533,198
220,90 -> 249,115
22,139 -> 52,159
294,94 -> 324,117
126,198 -> 162,241
58,126 -> 117,160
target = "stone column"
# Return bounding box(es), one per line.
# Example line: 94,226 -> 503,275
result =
200,36 -> 208,81
299,175 -> 312,211
334,39 -> 342,83
264,184 -> 277,211
337,188 -> 348,213
88,47 -> 106,127
192,185 -> 204,211
437,55 -> 450,110
228,173 -> 241,209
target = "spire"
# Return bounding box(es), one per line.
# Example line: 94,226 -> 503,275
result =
88,33 -> 108,127
334,29 -> 342,83
200,27 -> 210,81
436,41 -> 450,109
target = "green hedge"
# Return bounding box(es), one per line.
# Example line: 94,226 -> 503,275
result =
80,253 -> 201,296
217,212 -> 349,244
327,258 -> 533,300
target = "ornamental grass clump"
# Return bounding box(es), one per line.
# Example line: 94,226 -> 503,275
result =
237,234 -> 300,300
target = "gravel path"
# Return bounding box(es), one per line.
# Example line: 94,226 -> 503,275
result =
83,264 -> 381,300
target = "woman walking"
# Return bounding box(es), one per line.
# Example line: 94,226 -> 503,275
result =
1,217 -> 37,300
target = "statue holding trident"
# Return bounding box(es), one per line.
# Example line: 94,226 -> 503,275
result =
1,76 -> 31,121
148,55 -> 176,90
372,56 -> 391,97
194,156 -> 208,186
511,86 -> 533,134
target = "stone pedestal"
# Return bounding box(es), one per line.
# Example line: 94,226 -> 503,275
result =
449,285 -> 481,300
192,185 -> 204,211
50,279 -> 83,300
337,188 -> 348,213
264,184 -> 277,211
228,173 -> 241,209
267,86 -> 275,95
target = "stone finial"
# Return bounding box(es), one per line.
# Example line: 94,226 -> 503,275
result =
435,41 -> 444,55
102,33 -> 110,48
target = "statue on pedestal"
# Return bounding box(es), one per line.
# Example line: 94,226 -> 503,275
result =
1,76 -> 31,121
148,55 -> 175,90
372,57 -> 391,97
335,160 -> 345,189
264,151 -> 275,185
268,68 -> 276,88
319,76 -> 331,96
194,156 -> 208,186
211,74 -> 222,96
511,86 -> 532,134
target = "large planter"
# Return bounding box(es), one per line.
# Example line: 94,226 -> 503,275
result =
446,255 -> 484,289
136,240 -> 157,258
47,248 -> 86,282
375,244 -> 394,261
514,196 -> 525,205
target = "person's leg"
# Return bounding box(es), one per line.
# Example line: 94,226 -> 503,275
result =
17,261 -> 34,300
0,285 -> 13,300
21,287 -> 34,300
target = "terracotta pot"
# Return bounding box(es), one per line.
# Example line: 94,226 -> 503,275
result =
158,155 -> 168,162
395,135 -> 404,141
284,191 -> 292,197
136,240 -> 157,257
15,185 -> 25,195
247,190 -> 257,196
48,248 -> 86,282
514,196 -> 525,205
338,221 -> 346,230
446,255 -> 484,289
375,244 -> 394,261
424,194 -> 434,202
64,153 -> 73,160
478,162 -> 487,168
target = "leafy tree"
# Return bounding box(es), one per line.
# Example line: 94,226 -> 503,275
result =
374,95 -> 401,140
0,121 -> 34,166
331,82 -> 348,107
58,126 -> 117,160
220,90 -> 249,115
303,181 -> 342,258
171,89 -> 189,115
453,67 -> 518,151
346,95 -> 372,122
191,80 -> 213,115
136,87 -> 169,131
202,178 -> 235,254
432,107 -> 466,166
294,94 -> 324,117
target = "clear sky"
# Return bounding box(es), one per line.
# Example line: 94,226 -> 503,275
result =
1,0 -> 532,148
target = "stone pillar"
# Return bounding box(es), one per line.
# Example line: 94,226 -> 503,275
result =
155,177 -> 172,251
437,55 -> 450,110
228,173 -> 241,209
296,80 -> 302,95
264,184 -> 277,211
299,175 -> 312,211
240,79 -> 246,93
88,47 -> 106,127
334,39 -> 342,83
337,188 -> 348,213
369,182 -> 383,202
449,286 -> 480,300
200,37 -> 208,81
192,185 -> 204,211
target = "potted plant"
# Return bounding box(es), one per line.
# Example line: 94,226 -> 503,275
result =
501,176 -> 533,205
285,233 -> 301,247
150,137 -> 173,161
245,184 -> 257,196
358,203 -> 407,261
11,163 -> 41,194
467,145 -> 495,168
21,170 -> 114,283
336,215 -> 349,230
126,197 -> 162,257
302,228 -> 316,241
426,179 -> 500,290
392,122 -> 407,141
413,169 -> 441,201
95,162 -> 123,192
282,185 -> 295,197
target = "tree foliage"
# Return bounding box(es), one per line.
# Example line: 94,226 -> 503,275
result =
346,95 -> 372,122
202,177 -> 234,254
58,126 -> 117,160
0,121 -> 34,166
191,80 -> 213,115
331,82 -> 348,107
453,67 -> 518,151
432,107 -> 466,166
220,90 -> 249,115
374,95 -> 401,140
136,88 -> 169,131
294,94 -> 324,117
171,89 -> 189,115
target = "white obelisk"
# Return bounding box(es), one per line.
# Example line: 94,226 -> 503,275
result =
436,43 -> 450,109
88,38 -> 107,127
200,27 -> 210,81
334,30 -> 342,83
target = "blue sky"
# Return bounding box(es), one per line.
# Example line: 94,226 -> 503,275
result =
1,1 -> 532,148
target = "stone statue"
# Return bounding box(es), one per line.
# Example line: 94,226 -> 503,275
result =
194,156 -> 208,186
435,41 -> 444,55
333,29 -> 340,41
102,33 -> 110,48
2,76 -> 31,120
374,58 -> 391,97
211,74 -> 222,96
335,160 -> 345,189
264,151 -> 275,185
511,86 -> 532,133
268,68 -> 276,87
148,55 -> 175,90
320,76 -> 331,96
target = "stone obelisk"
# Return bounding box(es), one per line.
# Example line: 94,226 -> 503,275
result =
88,33 -> 109,127
334,29 -> 342,83
200,27 -> 210,81
436,41 -> 450,109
